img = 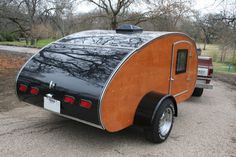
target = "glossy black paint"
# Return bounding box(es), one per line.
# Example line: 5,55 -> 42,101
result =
16,30 -> 173,126
17,43 -> 131,125
59,34 -> 148,48
134,92 -> 177,127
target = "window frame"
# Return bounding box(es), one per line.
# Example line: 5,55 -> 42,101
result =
175,49 -> 188,74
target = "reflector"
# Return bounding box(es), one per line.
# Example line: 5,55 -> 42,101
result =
80,99 -> 92,109
64,95 -> 75,104
208,67 -> 213,77
19,84 -> 27,92
30,87 -> 39,95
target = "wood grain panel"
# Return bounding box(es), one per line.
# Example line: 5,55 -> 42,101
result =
101,34 -> 197,132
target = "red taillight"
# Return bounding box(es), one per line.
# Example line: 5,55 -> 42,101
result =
64,95 -> 75,104
208,66 -> 213,77
30,87 -> 39,95
19,84 -> 27,92
80,99 -> 92,109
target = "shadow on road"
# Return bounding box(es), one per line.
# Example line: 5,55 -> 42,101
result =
36,112 -> 149,146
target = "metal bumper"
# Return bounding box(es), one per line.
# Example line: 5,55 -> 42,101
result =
196,77 -> 213,89
196,83 -> 213,89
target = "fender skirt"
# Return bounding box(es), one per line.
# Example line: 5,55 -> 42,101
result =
134,91 -> 177,127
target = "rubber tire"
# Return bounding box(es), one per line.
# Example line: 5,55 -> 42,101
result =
192,87 -> 204,97
144,99 -> 174,143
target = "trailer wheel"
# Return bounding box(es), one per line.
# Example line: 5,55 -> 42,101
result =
192,87 -> 203,97
145,99 -> 174,143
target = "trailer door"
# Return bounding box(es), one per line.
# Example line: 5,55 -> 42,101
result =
169,41 -> 193,99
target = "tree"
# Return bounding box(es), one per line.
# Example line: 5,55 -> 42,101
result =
85,0 -> 136,29
194,13 -> 216,50
210,0 -> 236,62
45,0 -> 77,36
0,0 -> 77,44
0,0 -> 30,43
220,1 -> 236,62
145,0 -> 193,31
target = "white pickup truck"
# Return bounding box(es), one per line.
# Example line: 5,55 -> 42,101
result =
193,56 -> 213,96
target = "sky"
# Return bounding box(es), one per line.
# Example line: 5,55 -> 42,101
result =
193,0 -> 226,14
77,0 -> 226,14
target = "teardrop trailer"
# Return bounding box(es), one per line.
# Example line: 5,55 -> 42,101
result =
16,25 -> 198,143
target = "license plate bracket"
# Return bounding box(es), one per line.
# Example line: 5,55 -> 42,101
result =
44,96 -> 61,113
198,68 -> 208,76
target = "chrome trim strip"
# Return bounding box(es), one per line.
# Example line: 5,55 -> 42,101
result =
198,65 -> 209,68
23,102 -> 104,129
15,39 -> 63,101
151,94 -> 171,122
15,31 -> 196,131
169,40 -> 194,94
197,77 -> 212,80
99,33 -> 196,129
173,40 -> 193,46
15,51 -> 39,100
54,112 -> 104,130
174,90 -> 188,97
196,83 -> 213,89
15,38 -> 104,130
98,35 -> 159,129
169,44 -> 175,94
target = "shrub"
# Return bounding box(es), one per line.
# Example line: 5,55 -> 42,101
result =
0,34 -> 4,41
0,32 -> 16,41
212,53 -> 218,62
230,58 -> 236,65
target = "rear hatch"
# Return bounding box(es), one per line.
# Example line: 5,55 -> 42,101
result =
16,43 -> 129,125
197,56 -> 213,84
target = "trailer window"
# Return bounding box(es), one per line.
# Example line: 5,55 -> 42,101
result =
176,49 -> 188,74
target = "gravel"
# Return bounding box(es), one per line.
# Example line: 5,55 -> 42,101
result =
0,45 -> 38,54
0,80 -> 235,157
0,48 -> 235,157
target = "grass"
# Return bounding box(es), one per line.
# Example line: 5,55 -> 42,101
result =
213,62 -> 236,73
196,43 -> 236,74
34,38 -> 56,48
197,43 -> 220,61
0,38 -> 56,48
0,40 -> 235,74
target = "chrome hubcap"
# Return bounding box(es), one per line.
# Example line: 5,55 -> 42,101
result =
159,107 -> 173,136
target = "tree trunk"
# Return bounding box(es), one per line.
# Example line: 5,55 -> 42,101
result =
233,47 -> 236,62
223,51 -> 226,63
220,47 -> 224,62
203,37 -> 207,50
30,38 -> 37,46
111,16 -> 118,30
220,48 -> 227,63
26,38 -> 29,45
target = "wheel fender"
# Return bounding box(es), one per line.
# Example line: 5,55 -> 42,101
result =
134,91 -> 177,127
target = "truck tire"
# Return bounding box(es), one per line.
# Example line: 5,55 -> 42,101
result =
192,87 -> 203,97
145,99 -> 174,143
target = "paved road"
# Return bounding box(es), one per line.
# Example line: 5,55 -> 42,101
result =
0,45 -> 38,54
0,80 -> 235,157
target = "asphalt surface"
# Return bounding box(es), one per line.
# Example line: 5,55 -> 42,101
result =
0,80 -> 236,157
0,45 -> 38,54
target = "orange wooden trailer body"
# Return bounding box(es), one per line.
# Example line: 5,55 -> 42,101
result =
100,34 -> 198,132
